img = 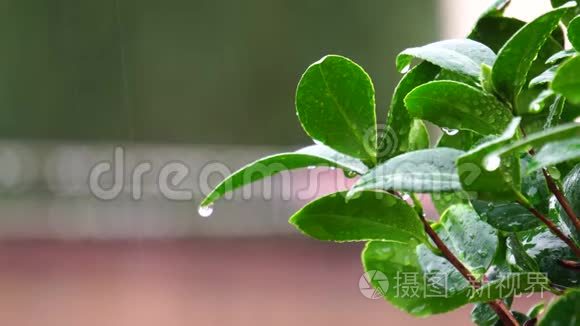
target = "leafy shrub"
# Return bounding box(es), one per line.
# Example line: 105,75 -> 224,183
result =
202,1 -> 580,324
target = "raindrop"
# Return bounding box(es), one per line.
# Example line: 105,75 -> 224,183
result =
400,64 -> 412,74
401,193 -> 411,200
574,116 -> 580,123
198,204 -> 214,218
483,155 -> 501,171
307,166 -> 316,170
442,127 -> 459,136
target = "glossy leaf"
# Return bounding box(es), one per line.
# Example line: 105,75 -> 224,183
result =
488,122 -> 580,162
396,39 -> 496,79
296,55 -> 377,162
561,164 -> 580,240
529,66 -> 558,88
538,289 -> 580,326
384,62 -> 439,159
472,200 -> 541,232
405,81 -> 512,135
568,15 -> 580,50
519,227 -> 579,288
362,240 -> 470,316
289,191 -> 426,243
527,138 -> 580,172
546,49 -> 576,65
491,4 -> 573,103
457,118 -> 522,201
200,145 -> 366,206
551,0 -> 580,25
439,204 -> 498,277
507,234 -> 540,272
348,148 -> 464,197
552,56 -> 580,104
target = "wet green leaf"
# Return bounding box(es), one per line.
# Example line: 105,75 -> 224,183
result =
439,204 -> 498,277
296,55 -> 377,162
507,234 -> 540,272
567,16 -> 580,50
396,39 -> 496,79
527,139 -> 580,172
529,66 -> 558,88
200,144 -> 366,206
348,148 -> 464,197
405,81 -> 512,135
492,4 -> 573,103
384,62 -> 439,159
472,200 -> 541,232
457,118 -> 522,201
289,191 -> 426,243
362,240 -> 470,316
552,56 -> 580,104
538,289 -> 580,326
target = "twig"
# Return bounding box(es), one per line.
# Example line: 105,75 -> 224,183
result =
419,215 -> 519,326
542,169 -> 580,232
517,199 -> 580,257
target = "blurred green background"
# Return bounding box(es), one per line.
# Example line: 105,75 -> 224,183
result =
0,0 -> 437,145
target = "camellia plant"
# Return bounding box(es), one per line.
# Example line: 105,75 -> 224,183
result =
201,0 -> 580,325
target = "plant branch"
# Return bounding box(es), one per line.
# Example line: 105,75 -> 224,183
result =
542,169 -> 580,232
516,198 -> 580,257
519,126 -> 580,232
419,215 -> 519,326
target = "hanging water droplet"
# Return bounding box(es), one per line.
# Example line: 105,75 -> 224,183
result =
198,204 -> 214,218
483,155 -> 501,171
442,127 -> 459,136
329,166 -> 336,171
344,170 -> 358,178
400,64 -> 412,74
307,166 -> 316,170
402,193 -> 411,200
574,116 -> 580,123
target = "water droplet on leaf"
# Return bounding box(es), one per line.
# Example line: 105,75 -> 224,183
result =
484,155 -> 501,171
198,204 -> 214,218
344,170 -> 358,178
400,64 -> 412,74
442,127 -> 459,136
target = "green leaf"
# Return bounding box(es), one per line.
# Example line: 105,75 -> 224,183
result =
296,55 -> 377,162
487,122 -> 580,163
527,302 -> 545,319
529,89 -> 557,114
470,272 -> 551,302
362,240 -> 470,316
491,4 -> 574,103
529,66 -> 558,88
546,49 -> 576,65
507,234 -> 540,272
527,138 -> 580,172
348,148 -> 465,197
543,95 -> 566,130
396,39 -> 496,79
519,227 -> 579,288
552,56 -> 580,104
439,204 -> 498,277
200,144 -> 367,206
457,118 -> 522,201
472,200 -> 541,232
407,119 -> 430,152
405,81 -> 512,135
538,289 -> 580,326
384,62 -> 439,159
561,164 -> 580,240
567,16 -> 580,50
289,191 -> 426,243
551,0 -> 580,25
